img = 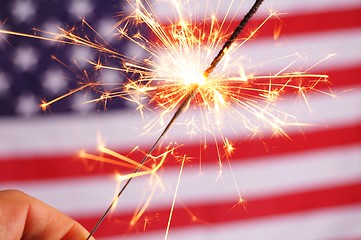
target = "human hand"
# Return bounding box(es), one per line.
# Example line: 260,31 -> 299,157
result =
0,190 -> 94,240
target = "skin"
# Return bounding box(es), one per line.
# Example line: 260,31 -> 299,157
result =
0,189 -> 95,240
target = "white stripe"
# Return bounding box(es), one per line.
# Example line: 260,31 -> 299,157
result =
151,0 -> 361,21
105,204 -> 361,240
235,28 -> 361,72
0,85 -> 360,157
1,144 -> 360,217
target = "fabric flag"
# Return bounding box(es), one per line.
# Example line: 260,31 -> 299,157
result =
0,0 -> 361,239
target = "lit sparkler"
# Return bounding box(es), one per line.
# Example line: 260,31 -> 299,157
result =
87,0 -> 268,237
0,0 -> 332,238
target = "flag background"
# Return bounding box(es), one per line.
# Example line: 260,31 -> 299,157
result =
0,0 -> 361,239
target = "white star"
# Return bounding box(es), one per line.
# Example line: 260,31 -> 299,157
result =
69,45 -> 95,67
16,93 -> 39,117
98,68 -> 124,93
42,68 -> 68,95
39,20 -> 63,47
0,72 -> 11,97
11,0 -> 37,23
12,45 -> 39,72
71,92 -> 96,113
125,42 -> 146,61
100,68 -> 124,84
96,18 -> 117,43
68,0 -> 94,19
0,24 -> 9,47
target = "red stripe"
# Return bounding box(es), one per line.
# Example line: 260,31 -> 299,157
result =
202,65 -> 361,103
328,65 -> 361,88
1,122 -> 360,182
258,65 -> 361,91
154,7 -> 361,40
76,181 -> 361,237
235,7 -> 361,38
181,122 -> 361,168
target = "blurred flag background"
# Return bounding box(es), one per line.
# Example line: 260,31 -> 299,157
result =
0,0 -> 361,239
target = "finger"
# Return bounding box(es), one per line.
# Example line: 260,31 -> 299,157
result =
0,189 -> 95,240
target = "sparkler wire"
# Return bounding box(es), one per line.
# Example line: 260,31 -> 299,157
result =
86,0 -> 264,238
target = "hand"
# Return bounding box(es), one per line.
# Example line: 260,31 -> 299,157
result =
0,189 -> 94,240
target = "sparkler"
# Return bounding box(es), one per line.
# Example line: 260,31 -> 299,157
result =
0,0 -> 332,238
86,0 -> 265,238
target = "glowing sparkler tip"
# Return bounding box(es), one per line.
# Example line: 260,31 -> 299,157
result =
238,197 -> 246,204
115,173 -> 123,182
40,100 -> 49,111
182,70 -> 207,87
97,143 -> 106,152
78,150 -> 86,158
224,138 -> 235,156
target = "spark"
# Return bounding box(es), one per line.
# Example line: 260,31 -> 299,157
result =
224,138 -> 236,156
231,195 -> 248,211
130,177 -> 160,227
40,83 -> 92,111
165,155 -> 186,239
79,142 -> 173,233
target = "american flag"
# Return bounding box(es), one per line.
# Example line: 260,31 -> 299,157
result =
1,0 -> 361,239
